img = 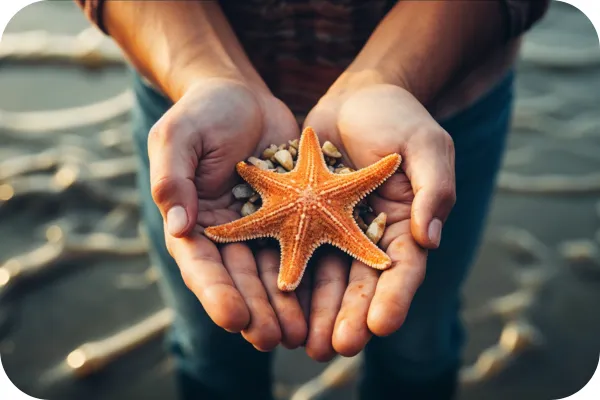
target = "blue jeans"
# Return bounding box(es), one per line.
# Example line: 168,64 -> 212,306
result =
131,70 -> 514,400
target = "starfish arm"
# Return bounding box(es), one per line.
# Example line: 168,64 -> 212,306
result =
320,153 -> 401,203
277,237 -> 319,292
236,162 -> 299,202
319,207 -> 392,270
276,204 -> 323,291
293,127 -> 330,184
204,202 -> 295,243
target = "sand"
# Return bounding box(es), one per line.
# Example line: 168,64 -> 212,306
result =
0,1 -> 599,399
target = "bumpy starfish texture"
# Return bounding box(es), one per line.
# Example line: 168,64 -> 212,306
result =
204,127 -> 402,291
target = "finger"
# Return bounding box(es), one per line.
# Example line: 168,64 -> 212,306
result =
148,114 -> 199,238
305,250 -> 348,362
257,247 -> 307,349
332,260 -> 379,357
367,222 -> 427,336
403,129 -> 456,249
296,265 -> 313,327
166,231 -> 250,332
221,243 -> 282,351
303,103 -> 352,163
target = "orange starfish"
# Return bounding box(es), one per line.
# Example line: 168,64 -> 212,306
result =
204,127 -> 402,291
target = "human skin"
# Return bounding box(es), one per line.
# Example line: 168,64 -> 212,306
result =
300,0 -> 508,361
101,0 -> 508,357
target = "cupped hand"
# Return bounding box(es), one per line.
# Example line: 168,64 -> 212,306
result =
147,77 -> 308,351
300,73 -> 456,360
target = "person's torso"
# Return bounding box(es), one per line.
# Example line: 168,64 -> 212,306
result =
220,0 -> 519,120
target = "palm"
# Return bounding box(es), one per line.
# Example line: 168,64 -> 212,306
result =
181,81 -> 299,228
297,84 -> 452,360
154,79 -> 308,351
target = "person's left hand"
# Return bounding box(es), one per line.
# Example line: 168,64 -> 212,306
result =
299,71 -> 457,361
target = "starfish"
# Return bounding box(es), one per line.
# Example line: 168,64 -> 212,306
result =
204,127 -> 402,291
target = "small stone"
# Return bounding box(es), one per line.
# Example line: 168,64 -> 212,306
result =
335,167 -> 354,174
265,159 -> 276,169
289,146 -> 298,158
278,144 -> 287,151
327,156 -> 337,166
328,165 -> 335,173
274,149 -> 294,171
288,139 -> 299,149
366,212 -> 387,244
232,184 -> 254,200
241,202 -> 258,217
249,193 -> 261,203
261,145 -> 278,161
322,141 -> 342,158
276,166 -> 287,174
248,156 -> 271,170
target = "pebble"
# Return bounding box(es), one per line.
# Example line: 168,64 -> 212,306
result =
232,184 -> 254,200
261,144 -> 278,161
289,146 -> 297,158
248,193 -> 260,203
322,141 -> 342,158
366,212 -> 387,244
241,202 -> 258,217
274,149 -> 294,171
247,156 -> 271,170
354,209 -> 369,231
335,167 -> 354,174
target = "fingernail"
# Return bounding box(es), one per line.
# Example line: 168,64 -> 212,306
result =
167,206 -> 188,236
428,218 -> 442,247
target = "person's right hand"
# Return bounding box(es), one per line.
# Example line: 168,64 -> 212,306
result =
147,77 -> 308,351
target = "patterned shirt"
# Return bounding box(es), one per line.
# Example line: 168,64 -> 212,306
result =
75,0 -> 549,114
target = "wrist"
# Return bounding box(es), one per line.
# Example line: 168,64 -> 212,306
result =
173,65 -> 273,105
324,66 -> 411,101
168,65 -> 242,102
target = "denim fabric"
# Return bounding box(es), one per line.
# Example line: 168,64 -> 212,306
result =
130,70 -> 514,400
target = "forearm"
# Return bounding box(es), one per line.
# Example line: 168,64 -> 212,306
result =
344,1 -> 542,105
94,1 -> 267,100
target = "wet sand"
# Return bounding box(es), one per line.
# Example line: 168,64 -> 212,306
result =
1,1 -> 599,399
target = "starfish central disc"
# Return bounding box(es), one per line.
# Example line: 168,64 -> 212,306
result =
204,127 -> 402,292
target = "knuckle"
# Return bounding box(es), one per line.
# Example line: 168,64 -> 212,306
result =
438,182 -> 457,206
311,305 -> 333,320
151,176 -> 176,206
441,130 -> 455,152
313,274 -> 343,291
148,115 -> 178,146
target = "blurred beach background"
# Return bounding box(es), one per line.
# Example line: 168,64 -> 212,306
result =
0,1 -> 599,399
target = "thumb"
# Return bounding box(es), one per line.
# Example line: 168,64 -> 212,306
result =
147,117 -> 199,238
404,130 -> 456,249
